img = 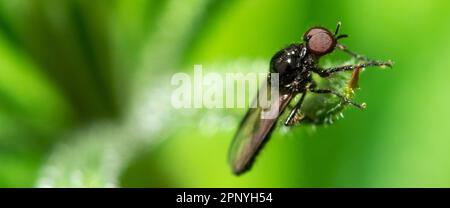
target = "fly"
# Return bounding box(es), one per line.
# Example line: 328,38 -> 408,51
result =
228,22 -> 392,175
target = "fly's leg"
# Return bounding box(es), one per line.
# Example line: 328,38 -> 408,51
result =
313,60 -> 392,78
336,44 -> 370,61
284,92 -> 307,126
308,86 -> 366,109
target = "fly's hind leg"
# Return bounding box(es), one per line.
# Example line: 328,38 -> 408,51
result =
284,92 -> 307,126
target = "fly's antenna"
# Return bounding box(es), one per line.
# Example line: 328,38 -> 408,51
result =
336,34 -> 348,40
335,21 -> 342,36
335,22 -> 348,40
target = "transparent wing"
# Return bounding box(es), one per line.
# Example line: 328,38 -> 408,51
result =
228,83 -> 294,175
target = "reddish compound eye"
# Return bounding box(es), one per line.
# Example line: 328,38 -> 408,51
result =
303,27 -> 328,41
307,32 -> 335,55
303,27 -> 336,56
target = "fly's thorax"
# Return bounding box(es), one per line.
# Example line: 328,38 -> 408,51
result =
270,44 -> 306,89
288,71 -> 313,93
302,53 -> 319,69
270,44 -> 304,74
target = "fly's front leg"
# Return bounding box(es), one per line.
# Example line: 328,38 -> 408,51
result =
313,60 -> 392,77
336,44 -> 369,61
308,86 -> 366,109
284,92 -> 307,126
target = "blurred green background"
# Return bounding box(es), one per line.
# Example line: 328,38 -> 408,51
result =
0,0 -> 449,187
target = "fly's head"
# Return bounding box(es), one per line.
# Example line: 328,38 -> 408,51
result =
303,22 -> 348,57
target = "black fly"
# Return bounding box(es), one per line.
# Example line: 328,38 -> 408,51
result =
228,22 -> 392,175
